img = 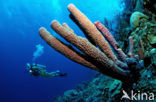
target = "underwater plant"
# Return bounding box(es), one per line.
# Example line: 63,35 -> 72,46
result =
38,4 -> 144,83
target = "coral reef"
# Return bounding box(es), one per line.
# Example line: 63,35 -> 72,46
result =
54,74 -> 123,102
38,1 -> 156,102
54,65 -> 156,101
131,14 -> 156,62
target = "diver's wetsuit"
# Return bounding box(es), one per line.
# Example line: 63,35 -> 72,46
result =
40,71 -> 67,77
27,63 -> 67,78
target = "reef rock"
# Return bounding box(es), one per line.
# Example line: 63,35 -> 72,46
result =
143,0 -> 156,14
54,74 -> 123,102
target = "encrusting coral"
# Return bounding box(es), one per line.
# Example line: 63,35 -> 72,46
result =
39,4 -> 144,83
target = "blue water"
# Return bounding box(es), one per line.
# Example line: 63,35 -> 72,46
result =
0,0 -> 125,102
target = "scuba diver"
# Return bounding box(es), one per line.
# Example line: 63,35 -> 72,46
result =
26,63 -> 67,78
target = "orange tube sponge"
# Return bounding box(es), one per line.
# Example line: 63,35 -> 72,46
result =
67,4 -> 117,62
128,36 -> 134,58
39,27 -> 99,71
62,23 -> 74,33
37,3 -> 145,82
51,20 -> 129,80
95,21 -> 127,62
